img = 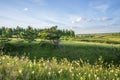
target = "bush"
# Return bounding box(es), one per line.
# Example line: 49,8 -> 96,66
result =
39,41 -> 55,48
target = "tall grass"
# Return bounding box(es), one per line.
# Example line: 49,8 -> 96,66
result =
3,41 -> 120,64
0,55 -> 120,80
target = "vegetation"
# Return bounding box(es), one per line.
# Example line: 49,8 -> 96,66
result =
2,41 -> 120,64
0,26 -> 75,41
76,33 -> 120,44
0,25 -> 120,79
0,55 -> 120,80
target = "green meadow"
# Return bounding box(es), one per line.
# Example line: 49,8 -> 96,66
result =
0,32 -> 120,80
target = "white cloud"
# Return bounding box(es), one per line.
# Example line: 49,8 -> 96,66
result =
72,17 -> 113,24
97,17 -> 113,21
23,8 -> 28,11
94,4 -> 109,13
31,0 -> 47,6
89,1 -> 110,13
76,17 -> 82,22
72,17 -> 86,24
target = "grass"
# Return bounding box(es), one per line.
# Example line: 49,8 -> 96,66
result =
76,32 -> 120,44
0,55 -> 120,80
2,41 -> 120,64
0,40 -> 120,79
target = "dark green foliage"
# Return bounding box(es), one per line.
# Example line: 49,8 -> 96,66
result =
0,26 -> 75,41
39,41 -> 55,48
38,26 -> 61,48
22,26 -> 37,43
3,41 -> 120,64
1,27 -> 12,38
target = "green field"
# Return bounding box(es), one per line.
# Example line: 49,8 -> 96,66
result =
2,41 -> 120,64
0,33 -> 120,80
76,33 -> 120,44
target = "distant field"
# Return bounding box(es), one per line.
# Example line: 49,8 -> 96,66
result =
76,32 -> 120,44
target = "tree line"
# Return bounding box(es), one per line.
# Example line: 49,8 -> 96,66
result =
0,26 -> 75,42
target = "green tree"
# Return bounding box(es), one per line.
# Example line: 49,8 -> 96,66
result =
0,27 -> 10,52
38,29 -> 49,40
23,26 -> 37,43
38,26 -> 61,48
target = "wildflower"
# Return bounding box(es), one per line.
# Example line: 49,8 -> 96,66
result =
115,73 -> 118,77
2,57 -> 5,60
96,70 -> 98,72
7,62 -> 10,65
32,71 -> 34,74
71,67 -> 74,69
38,64 -> 40,66
76,62 -> 79,66
88,74 -> 91,77
80,77 -> 83,80
69,68 -> 72,72
29,63 -> 32,67
58,69 -> 63,74
43,63 -> 45,66
72,73 -> 74,76
19,69 -> 22,74
94,74 -> 97,78
110,70 -> 114,73
45,66 -> 47,69
96,77 -> 99,80
48,72 -> 51,75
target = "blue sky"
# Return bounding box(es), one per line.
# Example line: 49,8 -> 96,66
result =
0,0 -> 120,34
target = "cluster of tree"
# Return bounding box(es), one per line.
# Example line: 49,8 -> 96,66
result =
0,26 -> 75,42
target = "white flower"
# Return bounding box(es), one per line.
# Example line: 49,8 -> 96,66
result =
58,69 -> 63,74
19,69 -> 22,73
94,74 -> 97,78
88,74 -> 91,77
32,71 -> 34,74
48,72 -> 51,75
69,68 -> 72,72
110,70 -> 114,73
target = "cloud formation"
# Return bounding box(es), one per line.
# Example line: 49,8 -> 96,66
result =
89,1 -> 110,13
23,8 -> 28,11
72,17 -> 113,23
94,4 -> 109,13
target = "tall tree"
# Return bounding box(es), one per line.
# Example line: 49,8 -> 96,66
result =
38,26 -> 61,47
23,26 -> 37,43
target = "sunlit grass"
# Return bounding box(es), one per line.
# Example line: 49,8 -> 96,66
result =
0,55 -> 120,80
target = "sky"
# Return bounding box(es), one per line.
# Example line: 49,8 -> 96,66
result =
0,0 -> 120,34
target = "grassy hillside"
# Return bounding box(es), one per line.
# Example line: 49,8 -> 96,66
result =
76,32 -> 120,44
